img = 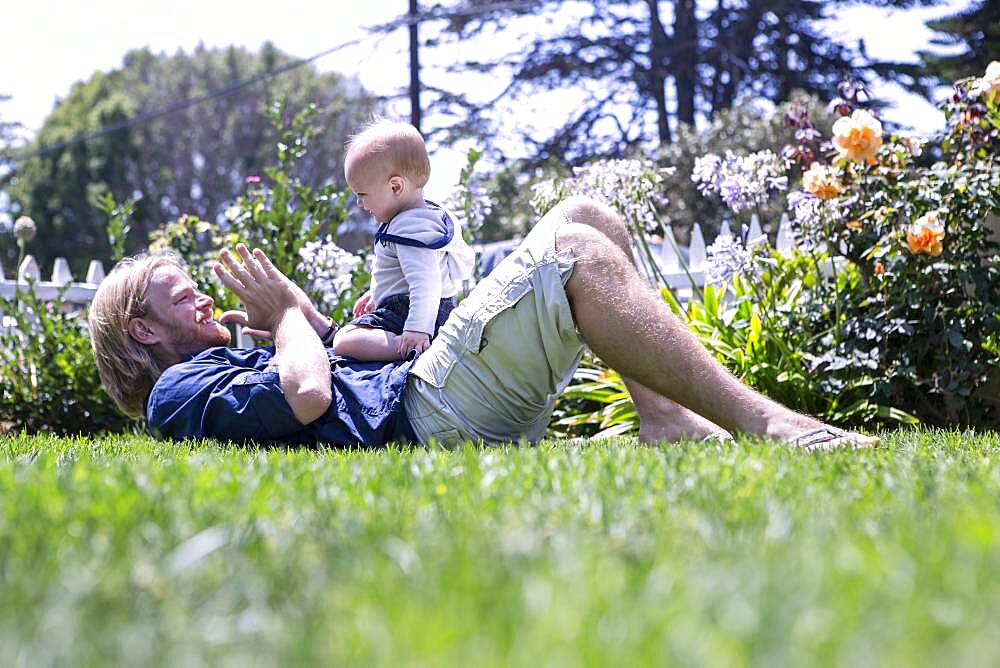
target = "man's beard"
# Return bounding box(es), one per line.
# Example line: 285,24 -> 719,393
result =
158,317 -> 232,363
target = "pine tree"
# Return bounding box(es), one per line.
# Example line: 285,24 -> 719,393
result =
889,0 -> 999,98
409,0 -> 895,167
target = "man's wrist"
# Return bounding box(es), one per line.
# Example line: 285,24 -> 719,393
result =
303,306 -> 335,340
320,317 -> 338,347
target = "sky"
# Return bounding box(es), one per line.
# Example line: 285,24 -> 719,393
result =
1,0 -> 975,198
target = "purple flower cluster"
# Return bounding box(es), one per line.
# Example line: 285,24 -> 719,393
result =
692,150 -> 788,214
705,233 -> 752,285
704,227 -> 770,286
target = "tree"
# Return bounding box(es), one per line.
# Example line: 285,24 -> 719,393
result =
0,96 -> 23,275
886,0 -> 1000,98
403,0 -> 898,167
3,44 -> 375,272
0,95 -> 19,180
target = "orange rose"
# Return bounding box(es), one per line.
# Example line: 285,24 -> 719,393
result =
832,109 -> 883,163
802,162 -> 844,199
976,61 -> 1000,103
905,212 -> 945,257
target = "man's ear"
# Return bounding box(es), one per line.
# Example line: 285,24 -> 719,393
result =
127,317 -> 162,345
388,175 -> 405,196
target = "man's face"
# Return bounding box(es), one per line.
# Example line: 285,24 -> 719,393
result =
138,265 -> 230,361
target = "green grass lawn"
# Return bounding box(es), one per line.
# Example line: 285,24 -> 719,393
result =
2,429 -> 1000,666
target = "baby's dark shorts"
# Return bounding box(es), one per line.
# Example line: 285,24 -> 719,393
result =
350,293 -> 456,337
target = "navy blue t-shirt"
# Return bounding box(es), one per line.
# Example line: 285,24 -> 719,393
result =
146,346 -> 417,446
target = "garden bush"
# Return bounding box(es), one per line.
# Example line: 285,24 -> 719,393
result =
0,284 -> 132,435
776,70 -> 1000,427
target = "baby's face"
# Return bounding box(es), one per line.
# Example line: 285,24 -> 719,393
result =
347,167 -> 399,224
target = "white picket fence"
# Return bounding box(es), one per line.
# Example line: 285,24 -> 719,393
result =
0,213 -> 798,331
0,255 -> 106,308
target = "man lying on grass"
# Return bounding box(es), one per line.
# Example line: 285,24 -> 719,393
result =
89,196 -> 878,450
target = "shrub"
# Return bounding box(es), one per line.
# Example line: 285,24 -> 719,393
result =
780,69 -> 1000,427
0,284 -> 132,435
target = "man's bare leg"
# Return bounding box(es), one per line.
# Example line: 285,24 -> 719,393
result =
548,197 -> 732,443
551,197 -> 877,448
626,379 -> 732,444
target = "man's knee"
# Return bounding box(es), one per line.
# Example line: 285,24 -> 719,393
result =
556,195 -> 629,244
555,222 -> 630,274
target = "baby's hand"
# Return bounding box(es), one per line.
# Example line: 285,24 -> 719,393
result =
353,291 -> 374,317
397,330 -> 431,357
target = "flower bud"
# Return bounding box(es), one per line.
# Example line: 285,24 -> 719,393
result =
13,216 -> 36,244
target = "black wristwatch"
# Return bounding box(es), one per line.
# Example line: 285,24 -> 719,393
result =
320,318 -> 338,346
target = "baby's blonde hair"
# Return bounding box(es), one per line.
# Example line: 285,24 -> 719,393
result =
88,252 -> 184,418
345,118 -> 431,188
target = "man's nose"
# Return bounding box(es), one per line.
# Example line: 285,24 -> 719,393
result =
196,293 -> 213,309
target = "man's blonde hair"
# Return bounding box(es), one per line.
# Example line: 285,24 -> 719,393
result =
88,252 -> 184,418
345,118 -> 431,187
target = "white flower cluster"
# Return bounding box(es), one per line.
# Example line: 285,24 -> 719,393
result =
533,159 -> 674,233
296,236 -> 362,312
444,180 -> 494,240
692,150 -> 788,214
786,191 -> 836,251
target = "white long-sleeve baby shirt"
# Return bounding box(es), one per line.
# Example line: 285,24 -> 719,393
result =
369,201 -> 476,335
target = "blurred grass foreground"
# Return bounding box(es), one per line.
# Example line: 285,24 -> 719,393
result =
2,430 -> 1000,665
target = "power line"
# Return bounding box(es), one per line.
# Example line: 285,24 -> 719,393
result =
8,0 -> 544,164
11,37 -> 365,162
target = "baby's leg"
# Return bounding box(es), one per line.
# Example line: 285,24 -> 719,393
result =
332,324 -> 403,361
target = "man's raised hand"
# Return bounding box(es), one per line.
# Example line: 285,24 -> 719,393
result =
213,244 -> 298,333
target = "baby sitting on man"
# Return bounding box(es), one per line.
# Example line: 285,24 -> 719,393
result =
332,119 -> 475,361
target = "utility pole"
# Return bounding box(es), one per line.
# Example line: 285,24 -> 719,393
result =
408,0 -> 422,133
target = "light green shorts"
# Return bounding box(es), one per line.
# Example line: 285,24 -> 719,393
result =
404,208 -> 584,447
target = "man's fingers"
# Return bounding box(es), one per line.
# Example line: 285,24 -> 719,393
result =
214,262 -> 247,298
217,310 -> 249,326
242,327 -> 273,340
217,310 -> 272,339
237,244 -> 267,281
253,248 -> 280,279
218,249 -> 254,288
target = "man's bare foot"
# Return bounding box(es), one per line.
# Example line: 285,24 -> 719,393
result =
791,427 -> 880,450
763,413 -> 879,450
